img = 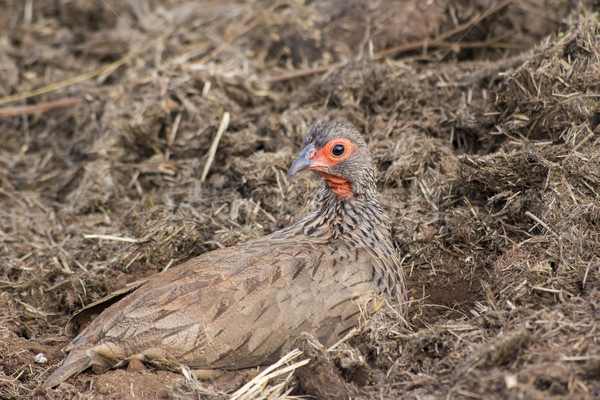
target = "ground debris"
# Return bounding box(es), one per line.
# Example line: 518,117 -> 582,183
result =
1,1 -> 599,399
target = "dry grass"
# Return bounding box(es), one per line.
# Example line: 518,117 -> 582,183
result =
1,0 -> 599,399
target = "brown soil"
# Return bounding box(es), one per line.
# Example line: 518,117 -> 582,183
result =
1,0 -> 599,399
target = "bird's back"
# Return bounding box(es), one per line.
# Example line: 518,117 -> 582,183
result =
44,226 -> 386,388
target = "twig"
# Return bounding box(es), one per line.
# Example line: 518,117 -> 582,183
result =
581,260 -> 592,289
373,0 -> 515,59
262,64 -> 339,84
525,211 -> 557,237
83,234 -> 142,243
572,127 -> 595,152
263,39 -> 522,84
166,111 -> 182,160
0,48 -> 141,106
230,349 -> 309,400
0,97 -> 81,118
327,327 -> 358,352
200,112 -> 230,182
262,0 -> 516,83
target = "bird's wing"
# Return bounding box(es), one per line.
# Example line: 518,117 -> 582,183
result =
65,276 -> 151,336
62,237 -> 376,371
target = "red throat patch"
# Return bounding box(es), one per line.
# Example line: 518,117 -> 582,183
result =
317,171 -> 353,199
304,137 -> 357,199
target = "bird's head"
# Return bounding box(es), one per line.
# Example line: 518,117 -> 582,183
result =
288,121 -> 376,199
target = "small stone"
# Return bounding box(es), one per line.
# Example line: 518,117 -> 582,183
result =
33,353 -> 47,364
505,373 -> 518,389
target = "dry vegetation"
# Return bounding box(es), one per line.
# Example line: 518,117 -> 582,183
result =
1,0 -> 599,399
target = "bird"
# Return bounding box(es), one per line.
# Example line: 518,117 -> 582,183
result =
44,120 -> 406,389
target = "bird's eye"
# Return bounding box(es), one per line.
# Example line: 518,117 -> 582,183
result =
331,144 -> 345,157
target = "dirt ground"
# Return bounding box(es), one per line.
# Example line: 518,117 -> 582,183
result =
1,0 -> 600,399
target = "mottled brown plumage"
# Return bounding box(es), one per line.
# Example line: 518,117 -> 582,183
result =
44,121 -> 405,389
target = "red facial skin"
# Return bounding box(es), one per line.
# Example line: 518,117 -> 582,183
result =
306,138 -> 357,199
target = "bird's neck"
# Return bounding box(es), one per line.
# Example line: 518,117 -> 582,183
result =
311,186 -> 392,241
283,185 -> 404,303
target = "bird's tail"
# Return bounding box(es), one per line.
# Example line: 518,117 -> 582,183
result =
44,352 -> 92,389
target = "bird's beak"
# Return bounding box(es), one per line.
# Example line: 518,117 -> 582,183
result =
288,143 -> 328,178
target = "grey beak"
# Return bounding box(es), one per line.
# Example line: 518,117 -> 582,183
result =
288,144 -> 316,178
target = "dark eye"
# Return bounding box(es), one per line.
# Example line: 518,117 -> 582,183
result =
331,144 -> 345,157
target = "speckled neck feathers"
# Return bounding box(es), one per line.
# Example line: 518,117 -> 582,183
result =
278,146 -> 403,301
